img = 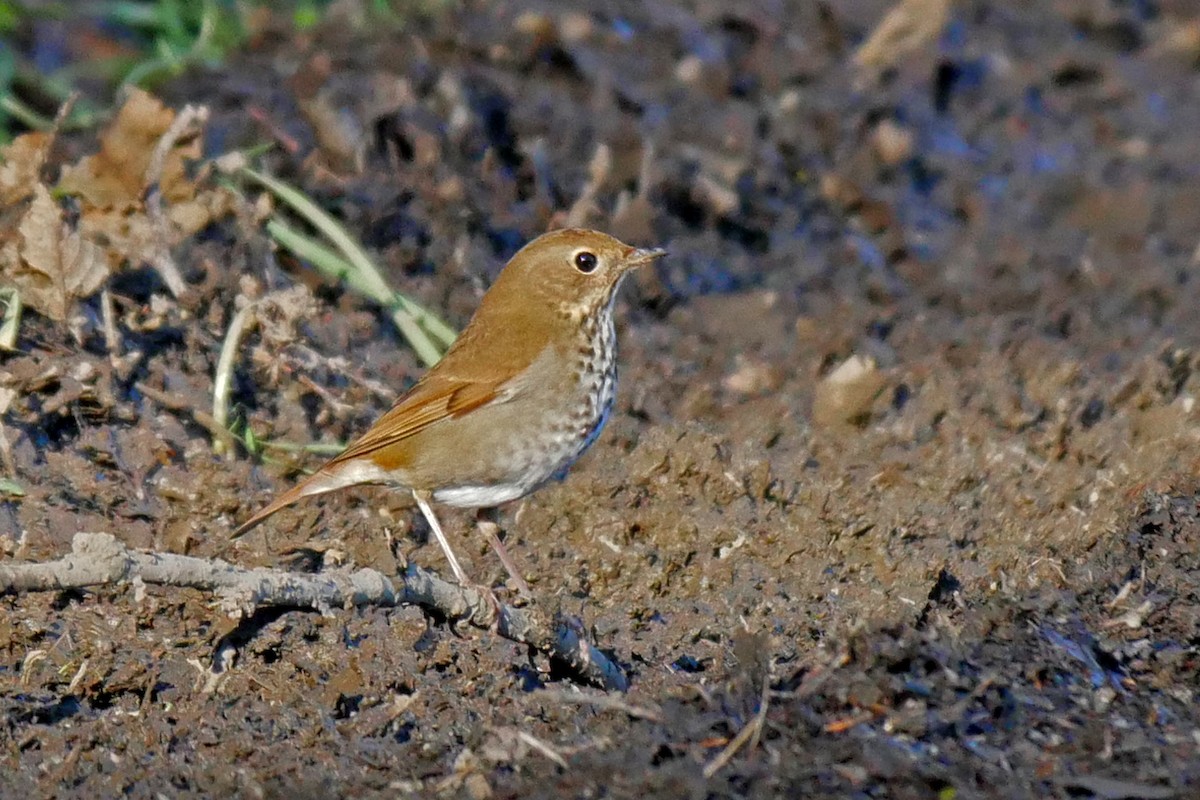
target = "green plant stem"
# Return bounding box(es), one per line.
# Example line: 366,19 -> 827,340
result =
241,166 -> 457,365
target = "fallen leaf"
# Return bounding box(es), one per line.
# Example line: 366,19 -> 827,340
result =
4,184 -> 109,321
0,288 -> 21,350
168,191 -> 237,237
54,89 -> 235,275
0,132 -> 54,206
57,88 -> 187,207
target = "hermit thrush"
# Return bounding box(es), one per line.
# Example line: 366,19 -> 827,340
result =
232,228 -> 665,591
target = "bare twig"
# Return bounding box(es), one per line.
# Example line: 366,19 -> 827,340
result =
296,374 -> 355,419
0,532 -> 628,691
537,688 -> 662,722
795,650 -> 851,698
145,104 -> 210,298
99,288 -> 120,358
703,670 -> 772,779
286,344 -> 397,402
514,730 -> 568,768
51,92 -> 79,137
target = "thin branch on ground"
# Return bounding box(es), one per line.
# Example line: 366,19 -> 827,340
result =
514,729 -> 569,768
0,532 -> 628,692
285,344 -> 397,403
99,288 -> 121,358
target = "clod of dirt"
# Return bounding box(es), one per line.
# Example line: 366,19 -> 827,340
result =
812,354 -> 887,428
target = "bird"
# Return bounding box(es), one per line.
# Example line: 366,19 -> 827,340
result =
231,228 -> 666,593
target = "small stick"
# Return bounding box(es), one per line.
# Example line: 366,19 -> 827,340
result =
537,689 -> 662,722
99,288 -> 121,359
703,672 -> 771,778
515,730 -> 568,768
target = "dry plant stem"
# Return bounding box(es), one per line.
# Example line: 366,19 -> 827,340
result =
537,689 -> 663,722
100,288 -> 120,358
0,419 -> 16,480
514,730 -> 568,768
144,104 -> 210,298
51,92 -> 79,139
790,650 -> 851,700
212,301 -> 258,458
0,532 -> 628,691
703,672 -> 772,779
296,374 -> 354,418
288,344 -> 396,402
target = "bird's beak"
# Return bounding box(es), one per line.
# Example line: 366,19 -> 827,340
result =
624,246 -> 667,269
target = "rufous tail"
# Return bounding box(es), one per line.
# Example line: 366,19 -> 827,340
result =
230,471 -> 339,539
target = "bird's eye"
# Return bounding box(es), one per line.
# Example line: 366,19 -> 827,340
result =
574,251 -> 598,273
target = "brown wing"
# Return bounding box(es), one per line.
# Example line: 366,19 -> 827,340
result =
329,307 -> 553,466
326,371 -> 507,467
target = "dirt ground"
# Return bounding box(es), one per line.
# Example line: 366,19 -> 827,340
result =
4,0 -> 1200,797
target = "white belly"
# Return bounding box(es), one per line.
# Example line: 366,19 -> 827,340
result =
434,483 -> 530,508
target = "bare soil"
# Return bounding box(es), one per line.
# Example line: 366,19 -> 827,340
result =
3,1 -> 1200,797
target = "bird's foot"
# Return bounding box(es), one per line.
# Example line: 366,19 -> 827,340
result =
459,580 -> 505,632
476,517 -> 534,600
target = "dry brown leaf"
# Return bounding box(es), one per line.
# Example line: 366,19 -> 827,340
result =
68,185 -> 236,276
168,190 -> 237,236
57,88 -> 194,207
5,184 -> 109,321
53,89 -> 235,275
73,210 -> 158,273
0,132 -> 54,207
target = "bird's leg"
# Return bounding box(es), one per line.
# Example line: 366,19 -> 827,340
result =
413,490 -> 503,629
476,509 -> 532,599
412,490 -> 470,585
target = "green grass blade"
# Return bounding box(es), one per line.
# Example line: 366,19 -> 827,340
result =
265,217 -> 444,367
242,166 -> 458,361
